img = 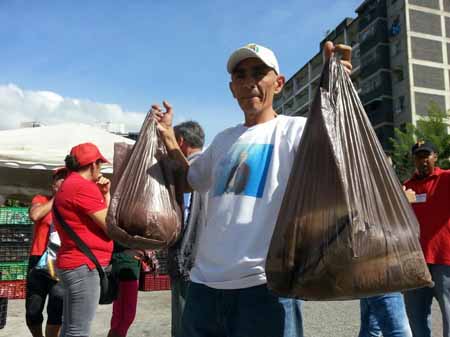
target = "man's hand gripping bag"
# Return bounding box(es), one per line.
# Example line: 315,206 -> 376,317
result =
266,56 -> 432,300
106,113 -> 182,250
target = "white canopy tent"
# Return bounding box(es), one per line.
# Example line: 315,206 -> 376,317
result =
0,123 -> 135,202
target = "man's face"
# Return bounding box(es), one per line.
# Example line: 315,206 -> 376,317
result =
414,150 -> 437,177
176,136 -> 188,157
52,178 -> 64,194
229,58 -> 284,120
92,161 -> 103,181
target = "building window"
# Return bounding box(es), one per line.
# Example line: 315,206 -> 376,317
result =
390,16 -> 401,36
391,40 -> 401,57
284,99 -> 294,115
393,67 -> 404,82
360,24 -> 376,42
361,76 -> 381,95
283,82 -> 294,99
395,96 -> 405,114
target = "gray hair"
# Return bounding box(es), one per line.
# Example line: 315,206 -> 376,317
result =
174,121 -> 205,149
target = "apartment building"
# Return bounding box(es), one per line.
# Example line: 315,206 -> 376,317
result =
275,0 -> 450,150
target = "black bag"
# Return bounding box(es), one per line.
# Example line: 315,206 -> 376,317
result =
53,206 -> 118,305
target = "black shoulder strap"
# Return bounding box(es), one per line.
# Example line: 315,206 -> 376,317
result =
53,205 -> 105,278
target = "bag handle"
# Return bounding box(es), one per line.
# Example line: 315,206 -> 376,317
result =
53,205 -> 105,279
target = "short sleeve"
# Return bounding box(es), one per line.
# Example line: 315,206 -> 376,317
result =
286,116 -> 307,154
31,195 -> 48,206
188,141 -> 215,193
73,181 -> 106,215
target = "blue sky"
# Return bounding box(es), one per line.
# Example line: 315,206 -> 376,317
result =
0,0 -> 362,143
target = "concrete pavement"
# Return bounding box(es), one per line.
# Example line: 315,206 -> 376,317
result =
0,291 -> 443,337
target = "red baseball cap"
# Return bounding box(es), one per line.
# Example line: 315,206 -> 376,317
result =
69,142 -> 109,167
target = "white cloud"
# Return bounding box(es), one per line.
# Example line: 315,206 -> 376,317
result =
0,83 -> 146,132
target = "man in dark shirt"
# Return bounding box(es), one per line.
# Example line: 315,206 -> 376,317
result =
168,121 -> 207,337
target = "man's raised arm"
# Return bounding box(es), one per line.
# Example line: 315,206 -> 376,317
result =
152,100 -> 192,192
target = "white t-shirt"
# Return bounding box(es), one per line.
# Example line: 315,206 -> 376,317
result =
188,115 -> 307,289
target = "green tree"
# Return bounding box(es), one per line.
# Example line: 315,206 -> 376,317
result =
390,102 -> 450,182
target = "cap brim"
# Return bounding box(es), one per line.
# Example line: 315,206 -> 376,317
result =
227,48 -> 264,74
99,155 -> 110,164
413,148 -> 433,154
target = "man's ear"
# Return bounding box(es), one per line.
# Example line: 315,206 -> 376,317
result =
177,136 -> 184,148
274,75 -> 285,94
229,82 -> 237,98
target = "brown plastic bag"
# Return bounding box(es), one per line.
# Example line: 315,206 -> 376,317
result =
106,113 -> 182,250
266,56 -> 432,300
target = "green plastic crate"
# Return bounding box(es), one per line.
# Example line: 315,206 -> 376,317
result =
0,208 -> 32,226
0,261 -> 28,281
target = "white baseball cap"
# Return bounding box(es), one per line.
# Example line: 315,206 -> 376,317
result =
227,43 -> 280,74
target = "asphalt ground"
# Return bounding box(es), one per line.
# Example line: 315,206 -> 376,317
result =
0,291 -> 443,337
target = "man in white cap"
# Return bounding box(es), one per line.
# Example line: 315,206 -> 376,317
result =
153,41 -> 352,337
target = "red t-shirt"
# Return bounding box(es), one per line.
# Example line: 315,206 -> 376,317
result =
30,195 -> 52,256
404,167 -> 450,265
53,172 -> 113,270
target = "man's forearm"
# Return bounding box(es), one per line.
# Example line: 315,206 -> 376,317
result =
160,128 -> 192,192
29,198 -> 54,222
160,128 -> 190,171
104,192 -> 111,208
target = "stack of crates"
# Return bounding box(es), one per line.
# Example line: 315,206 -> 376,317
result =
0,207 -> 32,299
139,248 -> 171,291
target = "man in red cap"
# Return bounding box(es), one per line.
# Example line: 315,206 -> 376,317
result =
403,140 -> 450,337
26,167 -> 68,337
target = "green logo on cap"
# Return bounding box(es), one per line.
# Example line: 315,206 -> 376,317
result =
246,44 -> 259,53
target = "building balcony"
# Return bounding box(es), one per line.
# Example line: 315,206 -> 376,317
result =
310,53 -> 323,79
294,104 -> 310,117
360,45 -> 390,78
359,20 -> 389,53
360,72 -> 392,104
357,0 -> 388,31
374,124 -> 395,150
294,89 -> 309,110
294,67 -> 309,91
364,98 -> 394,126
283,98 -> 296,116
282,81 -> 294,100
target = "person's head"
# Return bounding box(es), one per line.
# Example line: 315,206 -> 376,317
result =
227,43 -> 285,125
411,140 -> 438,178
51,167 -> 68,194
64,142 -> 108,181
174,121 -> 205,157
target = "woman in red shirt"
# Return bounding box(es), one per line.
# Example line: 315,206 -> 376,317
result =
53,142 -> 113,337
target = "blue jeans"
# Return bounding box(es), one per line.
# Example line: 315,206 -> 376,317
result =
404,264 -> 450,337
171,277 -> 190,337
57,265 -> 101,337
359,293 -> 412,337
182,282 -> 303,337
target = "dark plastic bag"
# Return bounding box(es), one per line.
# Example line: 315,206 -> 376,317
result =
106,113 -> 182,250
266,56 -> 432,300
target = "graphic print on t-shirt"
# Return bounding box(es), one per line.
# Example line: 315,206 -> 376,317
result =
213,143 -> 274,198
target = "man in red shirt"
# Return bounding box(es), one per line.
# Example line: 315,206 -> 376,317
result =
27,168 -> 67,337
403,140 -> 450,337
